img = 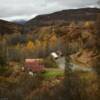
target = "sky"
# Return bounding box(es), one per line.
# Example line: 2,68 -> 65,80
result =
0,0 -> 100,21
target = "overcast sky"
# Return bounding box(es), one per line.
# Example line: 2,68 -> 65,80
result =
0,0 -> 99,21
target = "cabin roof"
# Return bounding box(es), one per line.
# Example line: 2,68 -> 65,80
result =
25,59 -> 43,62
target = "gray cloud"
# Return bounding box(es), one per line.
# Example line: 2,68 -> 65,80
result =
98,0 -> 100,4
0,0 -> 99,21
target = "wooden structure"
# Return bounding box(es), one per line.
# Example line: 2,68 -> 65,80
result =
24,59 -> 45,73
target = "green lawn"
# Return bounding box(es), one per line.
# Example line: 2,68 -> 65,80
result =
42,69 -> 64,79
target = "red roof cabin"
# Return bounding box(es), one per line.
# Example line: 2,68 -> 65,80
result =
25,59 -> 45,73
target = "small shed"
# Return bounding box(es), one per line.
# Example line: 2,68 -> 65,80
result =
24,59 -> 45,73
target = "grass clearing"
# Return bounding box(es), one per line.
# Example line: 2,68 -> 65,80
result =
42,69 -> 64,79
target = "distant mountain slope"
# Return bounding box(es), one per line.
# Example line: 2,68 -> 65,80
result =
25,8 -> 100,30
0,19 -> 22,35
13,19 -> 27,25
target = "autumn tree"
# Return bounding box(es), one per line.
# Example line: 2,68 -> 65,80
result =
26,40 -> 35,50
49,34 -> 57,48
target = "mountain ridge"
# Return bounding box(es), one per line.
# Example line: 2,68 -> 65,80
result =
25,8 -> 100,28
0,7 -> 100,35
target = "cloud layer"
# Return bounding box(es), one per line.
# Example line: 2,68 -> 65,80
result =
0,0 -> 99,21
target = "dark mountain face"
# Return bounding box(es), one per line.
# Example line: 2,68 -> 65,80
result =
25,8 -> 100,30
0,19 -> 22,35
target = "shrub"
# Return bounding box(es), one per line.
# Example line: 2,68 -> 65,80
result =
44,57 -> 58,68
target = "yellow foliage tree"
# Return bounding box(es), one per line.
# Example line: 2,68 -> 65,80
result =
84,21 -> 94,29
26,41 -> 35,50
49,34 -> 57,47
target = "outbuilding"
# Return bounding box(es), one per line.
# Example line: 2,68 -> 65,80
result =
24,59 -> 45,73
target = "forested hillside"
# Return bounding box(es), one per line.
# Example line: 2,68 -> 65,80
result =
0,8 -> 100,100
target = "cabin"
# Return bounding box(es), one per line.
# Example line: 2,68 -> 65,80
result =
24,59 -> 45,73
